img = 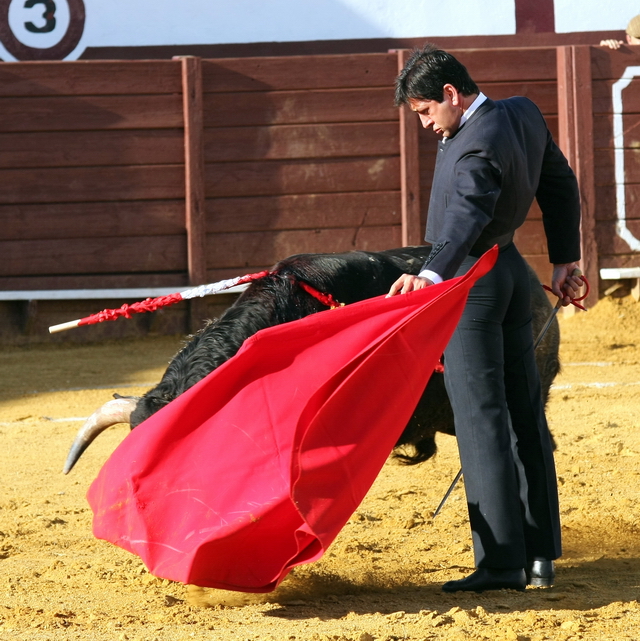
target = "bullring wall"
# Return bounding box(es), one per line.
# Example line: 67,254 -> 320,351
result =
0,46 -> 638,343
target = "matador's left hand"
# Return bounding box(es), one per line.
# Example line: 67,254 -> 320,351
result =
387,274 -> 434,297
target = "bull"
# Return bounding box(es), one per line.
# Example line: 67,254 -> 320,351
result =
63,245 -> 560,474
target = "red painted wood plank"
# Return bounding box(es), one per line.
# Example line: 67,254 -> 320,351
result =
204,122 -> 398,162
593,78 -> 640,114
480,81 -> 558,114
596,184 -> 640,220
452,48 -> 557,83
0,236 -> 186,277
592,149 -> 640,186
202,49 -> 556,94
514,220 -> 548,255
592,114 -> 640,150
205,157 -> 400,198
397,50 -> 422,247
596,219 -> 640,255
3,200 -> 186,241
0,165 -> 184,203
590,46 -> 640,81
205,226 -> 403,269
203,88 -> 397,127
180,56 -> 208,290
515,0 -> 555,33
598,251 -> 640,269
0,130 -> 184,168
521,254 -> 554,286
592,114 -> 616,148
0,61 -> 182,96
557,46 -> 598,303
0,95 -> 183,132
204,192 -> 401,233
202,53 -> 398,92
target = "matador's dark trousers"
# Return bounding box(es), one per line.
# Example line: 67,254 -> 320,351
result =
443,243 -> 562,568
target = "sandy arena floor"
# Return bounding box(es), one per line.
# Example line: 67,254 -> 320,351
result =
0,294 -> 639,640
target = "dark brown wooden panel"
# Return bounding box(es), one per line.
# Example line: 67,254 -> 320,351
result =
202,53 -> 397,92
205,192 -> 400,233
591,79 -> 614,114
595,184 -> 640,221
592,114 -> 615,148
453,48 -> 557,82
205,157 -> 400,198
514,219 -> 548,255
594,149 -> 640,186
0,95 -> 183,132
595,219 -> 640,254
593,78 -> 640,114
0,236 -> 186,277
201,48 -> 555,93
474,81 -> 557,114
599,252 -> 640,269
0,165 -> 184,204
527,200 -> 543,220
621,112 -> 640,146
0,61 -> 182,97
3,201 -> 186,241
521,254 -> 554,286
203,88 -> 397,128
204,122 -> 398,162
544,115 -> 559,140
397,49 -> 423,248
0,130 -> 184,169
206,226 -> 402,269
590,46 -> 640,81
592,115 -> 640,154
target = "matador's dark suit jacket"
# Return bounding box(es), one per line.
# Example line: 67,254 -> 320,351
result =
421,96 -> 581,568
422,96 -> 581,278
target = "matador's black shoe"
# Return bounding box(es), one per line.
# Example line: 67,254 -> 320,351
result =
442,568 -> 527,593
526,560 -> 555,588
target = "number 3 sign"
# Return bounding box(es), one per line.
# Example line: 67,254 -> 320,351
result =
0,0 -> 85,60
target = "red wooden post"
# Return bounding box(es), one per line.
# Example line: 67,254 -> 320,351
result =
396,50 -> 423,247
177,55 -> 208,329
515,0 -> 555,33
557,45 -> 599,306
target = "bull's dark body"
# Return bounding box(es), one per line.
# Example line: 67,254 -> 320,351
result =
130,246 -> 560,463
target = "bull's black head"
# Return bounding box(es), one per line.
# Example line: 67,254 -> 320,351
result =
130,394 -> 171,428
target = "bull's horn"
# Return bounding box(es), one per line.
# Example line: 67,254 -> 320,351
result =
63,397 -> 139,474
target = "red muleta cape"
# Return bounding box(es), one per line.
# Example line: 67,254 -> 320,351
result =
87,247 -> 497,592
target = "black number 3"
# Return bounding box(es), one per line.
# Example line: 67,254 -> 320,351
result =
0,0 -> 85,60
24,0 -> 56,34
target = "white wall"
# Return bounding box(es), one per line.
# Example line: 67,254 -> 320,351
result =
1,0 -> 518,61
0,0 -> 633,62
80,0 -> 517,46
555,0 -> 634,34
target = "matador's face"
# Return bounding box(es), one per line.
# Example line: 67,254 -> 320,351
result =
408,84 -> 464,139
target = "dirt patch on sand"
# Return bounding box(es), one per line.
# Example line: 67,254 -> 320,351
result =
1,295 -> 639,640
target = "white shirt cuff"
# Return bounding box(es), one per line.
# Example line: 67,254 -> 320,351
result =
418,269 -> 443,284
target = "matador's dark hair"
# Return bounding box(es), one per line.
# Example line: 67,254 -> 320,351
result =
395,43 -> 479,106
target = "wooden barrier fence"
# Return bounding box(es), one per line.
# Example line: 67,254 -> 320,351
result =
1,45 -> 639,343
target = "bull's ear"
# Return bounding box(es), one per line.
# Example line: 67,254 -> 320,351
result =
113,393 -> 140,401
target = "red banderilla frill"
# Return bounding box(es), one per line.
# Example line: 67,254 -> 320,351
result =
48,271 -> 345,334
